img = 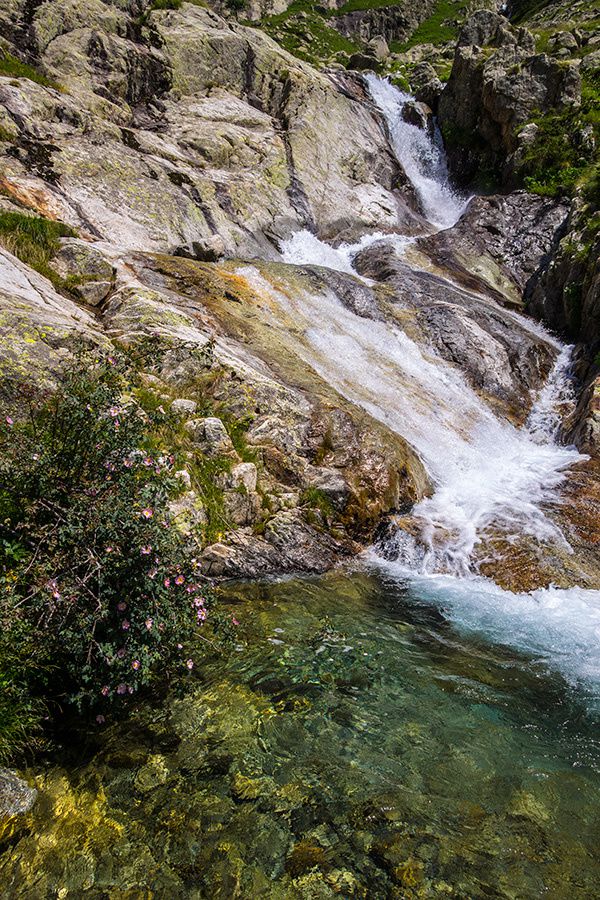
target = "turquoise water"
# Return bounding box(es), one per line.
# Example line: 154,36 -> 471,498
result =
3,570 -> 600,897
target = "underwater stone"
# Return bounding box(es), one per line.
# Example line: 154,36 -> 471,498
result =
134,755 -> 170,794
0,769 -> 37,818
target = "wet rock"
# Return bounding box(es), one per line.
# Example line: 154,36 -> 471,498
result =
231,772 -> 264,802
200,510 -> 352,578
410,62 -> 443,112
401,99 -> 434,136
306,466 -> 351,511
419,191 -> 570,301
568,375 -> 600,455
134,755 -> 169,794
285,839 -> 330,877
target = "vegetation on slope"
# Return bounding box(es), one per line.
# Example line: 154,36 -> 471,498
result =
0,350 -> 229,758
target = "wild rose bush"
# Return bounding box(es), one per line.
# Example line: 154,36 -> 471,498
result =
0,352 -> 214,716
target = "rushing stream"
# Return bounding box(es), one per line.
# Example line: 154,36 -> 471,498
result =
4,78 -> 600,898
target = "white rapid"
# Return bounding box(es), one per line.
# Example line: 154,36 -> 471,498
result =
272,75 -> 599,700
239,265 -> 583,575
280,230 -> 413,277
365,73 -> 469,230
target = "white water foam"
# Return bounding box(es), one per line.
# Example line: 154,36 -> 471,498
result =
365,74 -> 469,230
372,562 -> 600,702
527,344 -> 578,443
280,230 -> 412,278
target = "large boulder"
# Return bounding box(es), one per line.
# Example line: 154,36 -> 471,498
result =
438,11 -> 581,185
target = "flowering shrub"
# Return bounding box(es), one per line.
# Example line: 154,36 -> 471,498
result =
0,352 -> 215,716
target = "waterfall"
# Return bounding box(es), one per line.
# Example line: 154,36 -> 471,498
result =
271,76 -> 600,695
364,73 -> 469,230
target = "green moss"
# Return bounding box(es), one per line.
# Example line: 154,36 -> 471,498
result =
0,52 -> 58,89
0,211 -> 77,286
334,0 -> 409,13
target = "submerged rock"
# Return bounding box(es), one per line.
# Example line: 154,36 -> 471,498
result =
0,769 -> 37,819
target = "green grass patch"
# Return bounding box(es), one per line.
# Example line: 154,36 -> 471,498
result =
256,1 -> 358,67
301,486 -> 335,520
0,51 -> 57,89
334,0 -> 409,14
395,0 -> 466,52
518,72 -> 600,199
0,211 -> 77,285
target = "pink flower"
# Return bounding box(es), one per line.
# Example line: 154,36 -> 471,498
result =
107,357 -> 116,366
106,546 -> 114,554
232,617 -> 240,626
164,577 -> 171,588
141,546 -> 152,555
175,574 -> 185,586
117,602 -> 127,612
122,619 -> 130,631
114,420 -> 120,429
117,647 -> 126,659
132,659 -> 140,671
109,407 -> 120,418
143,456 -> 153,467
101,685 -> 110,697
177,643 -> 183,650
123,459 -> 133,469
141,508 -> 153,519
197,608 -> 207,623
193,597 -> 205,608
5,416 -> 13,426
96,715 -> 105,725
117,683 -> 127,695
186,659 -> 194,670
145,618 -> 153,630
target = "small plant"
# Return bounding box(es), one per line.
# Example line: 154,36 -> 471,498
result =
0,210 -> 76,284
0,351 -> 216,720
301,486 -> 335,521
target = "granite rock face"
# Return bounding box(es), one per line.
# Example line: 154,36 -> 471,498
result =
438,11 -> 581,185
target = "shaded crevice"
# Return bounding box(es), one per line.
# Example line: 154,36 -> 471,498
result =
273,77 -> 316,232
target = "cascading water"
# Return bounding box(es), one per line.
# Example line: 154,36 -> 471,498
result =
278,75 -> 600,696
239,265 -> 582,575
238,264 -> 600,698
364,73 -> 469,230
